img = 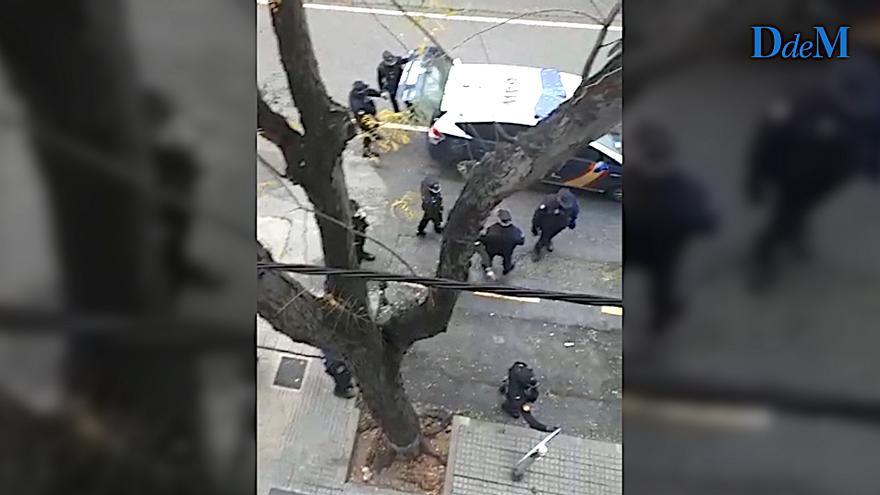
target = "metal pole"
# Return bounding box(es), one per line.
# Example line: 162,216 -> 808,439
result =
510,428 -> 561,482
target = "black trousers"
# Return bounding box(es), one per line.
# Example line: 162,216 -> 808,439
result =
356,113 -> 380,155
534,229 -> 562,253
354,237 -> 369,259
481,249 -> 514,273
417,212 -> 443,233
388,92 -> 400,113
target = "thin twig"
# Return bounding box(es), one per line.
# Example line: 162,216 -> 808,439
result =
386,0 -> 452,58
356,0 -> 410,51
582,0 -> 622,78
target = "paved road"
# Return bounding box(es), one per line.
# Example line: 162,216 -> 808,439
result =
258,3 -> 620,111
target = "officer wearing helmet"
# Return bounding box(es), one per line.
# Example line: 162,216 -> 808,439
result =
417,175 -> 444,237
377,50 -> 411,113
348,80 -> 383,158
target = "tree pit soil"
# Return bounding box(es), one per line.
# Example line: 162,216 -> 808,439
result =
348,411 -> 452,495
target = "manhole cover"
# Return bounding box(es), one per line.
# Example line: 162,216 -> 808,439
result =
273,356 -> 308,390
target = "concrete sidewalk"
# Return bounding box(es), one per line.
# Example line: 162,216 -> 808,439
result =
444,417 -> 621,495
258,321 -> 622,495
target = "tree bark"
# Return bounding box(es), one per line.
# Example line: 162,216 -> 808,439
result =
348,344 -> 422,456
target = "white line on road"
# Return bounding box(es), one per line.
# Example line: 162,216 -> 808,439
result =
398,283 -> 540,304
381,122 -> 430,133
601,306 -> 623,316
259,1 -> 622,31
473,291 -> 540,303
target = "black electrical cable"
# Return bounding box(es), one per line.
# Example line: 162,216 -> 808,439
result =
257,262 -> 622,307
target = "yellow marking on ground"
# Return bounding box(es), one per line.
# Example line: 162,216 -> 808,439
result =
601,306 -> 623,316
390,191 -> 420,221
473,292 -> 540,304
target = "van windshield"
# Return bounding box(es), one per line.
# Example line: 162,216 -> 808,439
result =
397,47 -> 453,124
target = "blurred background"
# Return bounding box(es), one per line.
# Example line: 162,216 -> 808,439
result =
624,1 -> 880,493
0,1 -> 254,493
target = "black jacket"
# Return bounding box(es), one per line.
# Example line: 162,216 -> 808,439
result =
377,56 -> 410,93
480,223 -> 525,256
349,86 -> 381,115
532,197 -> 571,237
421,192 -> 443,217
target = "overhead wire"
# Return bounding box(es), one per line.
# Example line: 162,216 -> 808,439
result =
257,262 -> 623,307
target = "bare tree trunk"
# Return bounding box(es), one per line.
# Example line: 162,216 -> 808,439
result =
348,345 -> 422,456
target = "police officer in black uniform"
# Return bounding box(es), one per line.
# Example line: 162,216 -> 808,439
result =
377,50 -> 411,113
143,88 -> 223,295
349,80 -> 383,158
499,362 -> 557,432
417,176 -> 444,237
627,121 -> 716,335
556,188 -> 580,230
745,57 -> 880,288
531,195 -> 572,259
322,349 -> 355,399
478,209 -> 524,277
350,199 -> 375,263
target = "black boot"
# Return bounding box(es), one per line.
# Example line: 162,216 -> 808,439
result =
360,251 -> 376,262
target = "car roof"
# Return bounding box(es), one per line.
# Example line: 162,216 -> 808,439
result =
439,63 -> 582,127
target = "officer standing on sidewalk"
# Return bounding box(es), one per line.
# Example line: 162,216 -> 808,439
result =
350,199 -> 375,263
417,175 -> 444,237
321,349 -> 355,399
478,209 -> 525,278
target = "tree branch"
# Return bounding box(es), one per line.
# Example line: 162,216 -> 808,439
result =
264,0 -> 364,306
257,92 -> 305,177
268,0 -> 350,137
582,0 -> 621,78
257,243 -> 325,348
